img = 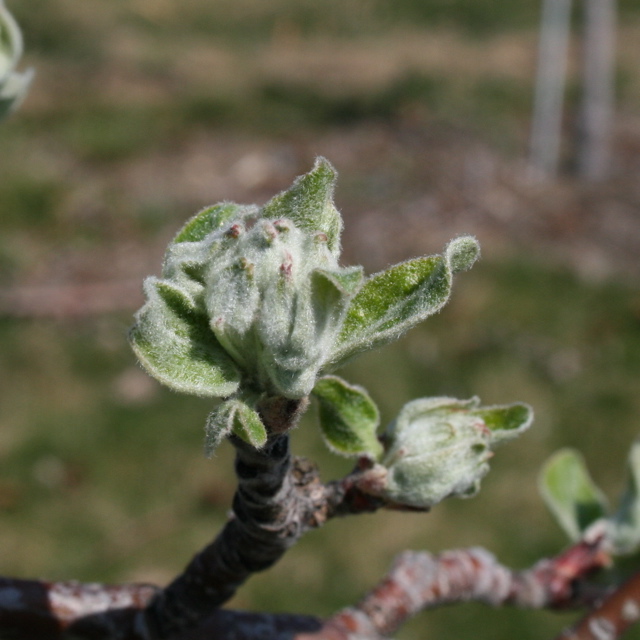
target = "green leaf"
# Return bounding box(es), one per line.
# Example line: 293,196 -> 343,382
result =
539,449 -> 608,542
262,157 -> 343,257
611,440 -> 640,554
173,203 -> 257,244
130,277 -> 241,397
0,2 -> 22,76
0,68 -> 32,119
0,2 -> 33,122
313,265 -> 364,297
313,375 -> 382,458
204,401 -> 236,456
472,403 -> 533,445
308,266 -> 364,352
445,236 -> 480,274
231,400 -> 268,449
330,255 -> 450,366
204,397 -> 267,456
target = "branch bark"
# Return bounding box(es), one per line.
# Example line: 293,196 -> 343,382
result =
0,399 -> 622,640
145,396 -> 386,639
554,568 -> 640,640
298,535 -> 610,640
0,535 -> 611,640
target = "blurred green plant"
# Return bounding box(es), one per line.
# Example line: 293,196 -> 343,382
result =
0,0 -> 32,121
541,441 -> 640,556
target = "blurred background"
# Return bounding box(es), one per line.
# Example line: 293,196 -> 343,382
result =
1,1 -> 640,638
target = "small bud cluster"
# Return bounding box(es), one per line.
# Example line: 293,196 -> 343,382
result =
377,397 -> 532,508
203,215 -> 357,399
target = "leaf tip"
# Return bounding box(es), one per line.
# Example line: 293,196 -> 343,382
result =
446,236 -> 480,274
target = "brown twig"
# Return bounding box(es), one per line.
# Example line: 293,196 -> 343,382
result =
0,576 -> 321,640
298,534 -> 611,640
0,394 -> 614,640
554,568 -> 640,640
0,534 -> 611,640
0,578 -> 157,640
0,450 -> 386,639
144,396 -> 390,639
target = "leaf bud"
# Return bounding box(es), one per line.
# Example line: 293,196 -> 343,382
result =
379,397 -> 532,509
0,1 -> 33,121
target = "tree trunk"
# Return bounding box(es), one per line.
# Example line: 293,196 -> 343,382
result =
577,0 -> 617,181
530,0 -> 573,178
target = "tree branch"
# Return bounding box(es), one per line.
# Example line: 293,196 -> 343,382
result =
146,433 -> 300,637
0,534 -> 611,640
0,394 -> 614,640
554,568 -> 640,640
298,535 -> 610,640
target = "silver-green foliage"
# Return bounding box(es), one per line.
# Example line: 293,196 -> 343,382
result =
0,1 -> 32,121
378,397 -> 532,508
130,158 -> 538,509
540,441 -> 640,555
313,375 -> 382,459
309,380 -> 532,508
130,158 -> 480,443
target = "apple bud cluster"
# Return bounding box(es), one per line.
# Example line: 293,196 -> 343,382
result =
378,397 -> 532,508
130,158 -> 481,451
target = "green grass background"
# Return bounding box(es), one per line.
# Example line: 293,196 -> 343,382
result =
2,1 -> 640,638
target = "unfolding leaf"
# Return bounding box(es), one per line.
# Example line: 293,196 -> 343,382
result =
472,403 -> 533,445
130,277 -> 241,397
380,396 -> 530,509
0,68 -> 32,120
231,400 -> 267,449
204,397 -> 267,456
330,255 -> 450,367
611,440 -> 640,554
445,236 -> 480,274
539,449 -> 608,542
261,157 -> 343,257
0,1 -> 33,121
308,266 -> 364,354
204,401 -> 236,456
173,203 -> 257,244
313,266 -> 364,298
313,375 -> 382,458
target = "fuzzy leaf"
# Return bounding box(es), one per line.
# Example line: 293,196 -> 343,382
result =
539,449 -> 608,542
0,2 -> 33,121
330,255 -> 450,366
307,266 -> 364,353
261,157 -> 342,257
313,375 -> 382,458
445,236 -> 480,274
231,400 -> 268,449
173,203 -> 257,244
0,68 -> 32,119
204,401 -> 236,456
130,277 -> 241,397
204,398 -> 267,456
473,403 -> 533,445
314,265 -> 364,297
380,396 -> 530,508
611,441 -> 640,554
207,252 -> 263,369
0,2 -> 21,78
